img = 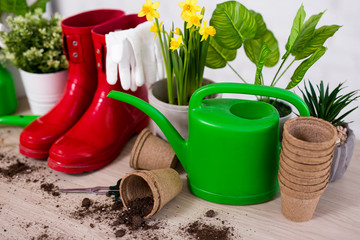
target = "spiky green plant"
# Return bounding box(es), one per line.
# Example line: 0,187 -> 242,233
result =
300,80 -> 359,126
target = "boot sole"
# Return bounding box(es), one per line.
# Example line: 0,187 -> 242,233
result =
47,118 -> 149,173
19,144 -> 49,159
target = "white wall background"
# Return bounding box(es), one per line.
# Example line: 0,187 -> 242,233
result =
50,0 -> 360,137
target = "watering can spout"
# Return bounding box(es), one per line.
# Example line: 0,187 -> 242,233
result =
107,91 -> 188,169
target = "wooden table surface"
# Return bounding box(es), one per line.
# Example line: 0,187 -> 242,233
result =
0,98 -> 359,240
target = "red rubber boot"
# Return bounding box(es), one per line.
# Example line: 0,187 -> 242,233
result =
48,15 -> 149,173
19,9 -> 125,159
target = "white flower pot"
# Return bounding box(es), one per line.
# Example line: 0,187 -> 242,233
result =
148,78 -> 218,141
19,69 -> 68,115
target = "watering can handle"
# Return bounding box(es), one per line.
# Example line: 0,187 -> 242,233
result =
189,83 -> 310,117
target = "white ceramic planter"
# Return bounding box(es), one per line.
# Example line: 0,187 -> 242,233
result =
19,69 -> 68,115
148,78 -> 217,141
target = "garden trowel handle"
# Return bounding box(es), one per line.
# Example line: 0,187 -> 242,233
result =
189,83 -> 310,117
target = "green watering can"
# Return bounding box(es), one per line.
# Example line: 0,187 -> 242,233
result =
108,83 -> 310,205
0,65 -> 38,127
0,64 -> 17,115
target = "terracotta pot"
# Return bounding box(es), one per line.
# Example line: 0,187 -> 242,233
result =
148,78 -> 219,141
282,137 -> 335,158
330,125 -> 356,182
279,157 -> 330,179
278,170 -> 329,192
279,163 -> 330,185
280,151 -> 333,172
281,191 -> 321,222
281,142 -> 333,165
120,168 -> 182,219
278,175 -> 327,200
283,117 -> 337,151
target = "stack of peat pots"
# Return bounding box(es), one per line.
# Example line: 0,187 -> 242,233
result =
279,117 -> 337,222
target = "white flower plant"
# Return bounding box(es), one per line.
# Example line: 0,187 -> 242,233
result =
0,9 -> 68,73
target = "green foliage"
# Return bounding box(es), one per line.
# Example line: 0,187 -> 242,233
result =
206,37 -> 237,68
205,1 -> 341,95
300,80 -> 359,126
0,9 -> 67,73
210,1 -> 256,50
0,0 -> 50,17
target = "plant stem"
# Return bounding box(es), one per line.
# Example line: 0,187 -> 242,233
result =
271,61 -> 285,87
227,63 -> 247,84
272,58 -> 296,87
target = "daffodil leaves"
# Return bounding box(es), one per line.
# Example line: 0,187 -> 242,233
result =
210,1 -> 256,50
205,37 -> 237,69
287,46 -> 327,89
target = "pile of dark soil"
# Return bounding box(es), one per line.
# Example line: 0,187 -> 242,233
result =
113,196 -> 154,230
0,160 -> 33,178
184,220 -> 234,240
40,183 -> 60,197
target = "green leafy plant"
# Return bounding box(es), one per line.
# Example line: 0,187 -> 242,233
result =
0,8 -> 67,73
0,0 -> 50,17
300,80 -> 359,126
206,2 -> 341,96
138,0 -> 216,106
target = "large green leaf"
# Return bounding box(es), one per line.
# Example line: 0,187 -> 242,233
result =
205,37 -> 237,69
0,0 -> 29,16
255,43 -> 271,85
287,46 -> 327,89
244,30 -> 279,67
284,4 -> 306,55
250,10 -> 267,39
29,0 -> 51,12
291,11 -> 324,57
210,1 -> 257,50
294,25 -> 341,60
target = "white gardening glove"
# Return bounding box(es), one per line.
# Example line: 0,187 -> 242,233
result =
118,38 -> 133,91
105,32 -> 121,85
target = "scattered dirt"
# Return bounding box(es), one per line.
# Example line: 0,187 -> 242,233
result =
0,128 -> 238,239
81,198 -> 92,209
115,229 -> 126,238
115,197 -> 154,230
183,220 -> 234,240
0,160 -> 34,178
205,210 -> 216,218
40,183 -> 60,197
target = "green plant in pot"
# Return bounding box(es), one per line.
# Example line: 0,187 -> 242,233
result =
206,2 -> 341,118
300,80 -> 359,182
0,0 -> 51,115
138,0 -> 217,139
0,8 -> 68,115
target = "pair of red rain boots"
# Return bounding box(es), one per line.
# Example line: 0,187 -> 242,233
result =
19,10 -> 149,173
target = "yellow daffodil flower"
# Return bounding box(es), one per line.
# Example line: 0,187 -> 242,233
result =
169,36 -> 183,51
150,21 -> 163,39
185,12 -> 203,29
138,0 -> 160,21
172,27 -> 181,35
199,20 -> 216,41
179,0 -> 201,20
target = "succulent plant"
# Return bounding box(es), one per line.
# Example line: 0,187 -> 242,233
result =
300,80 -> 359,127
